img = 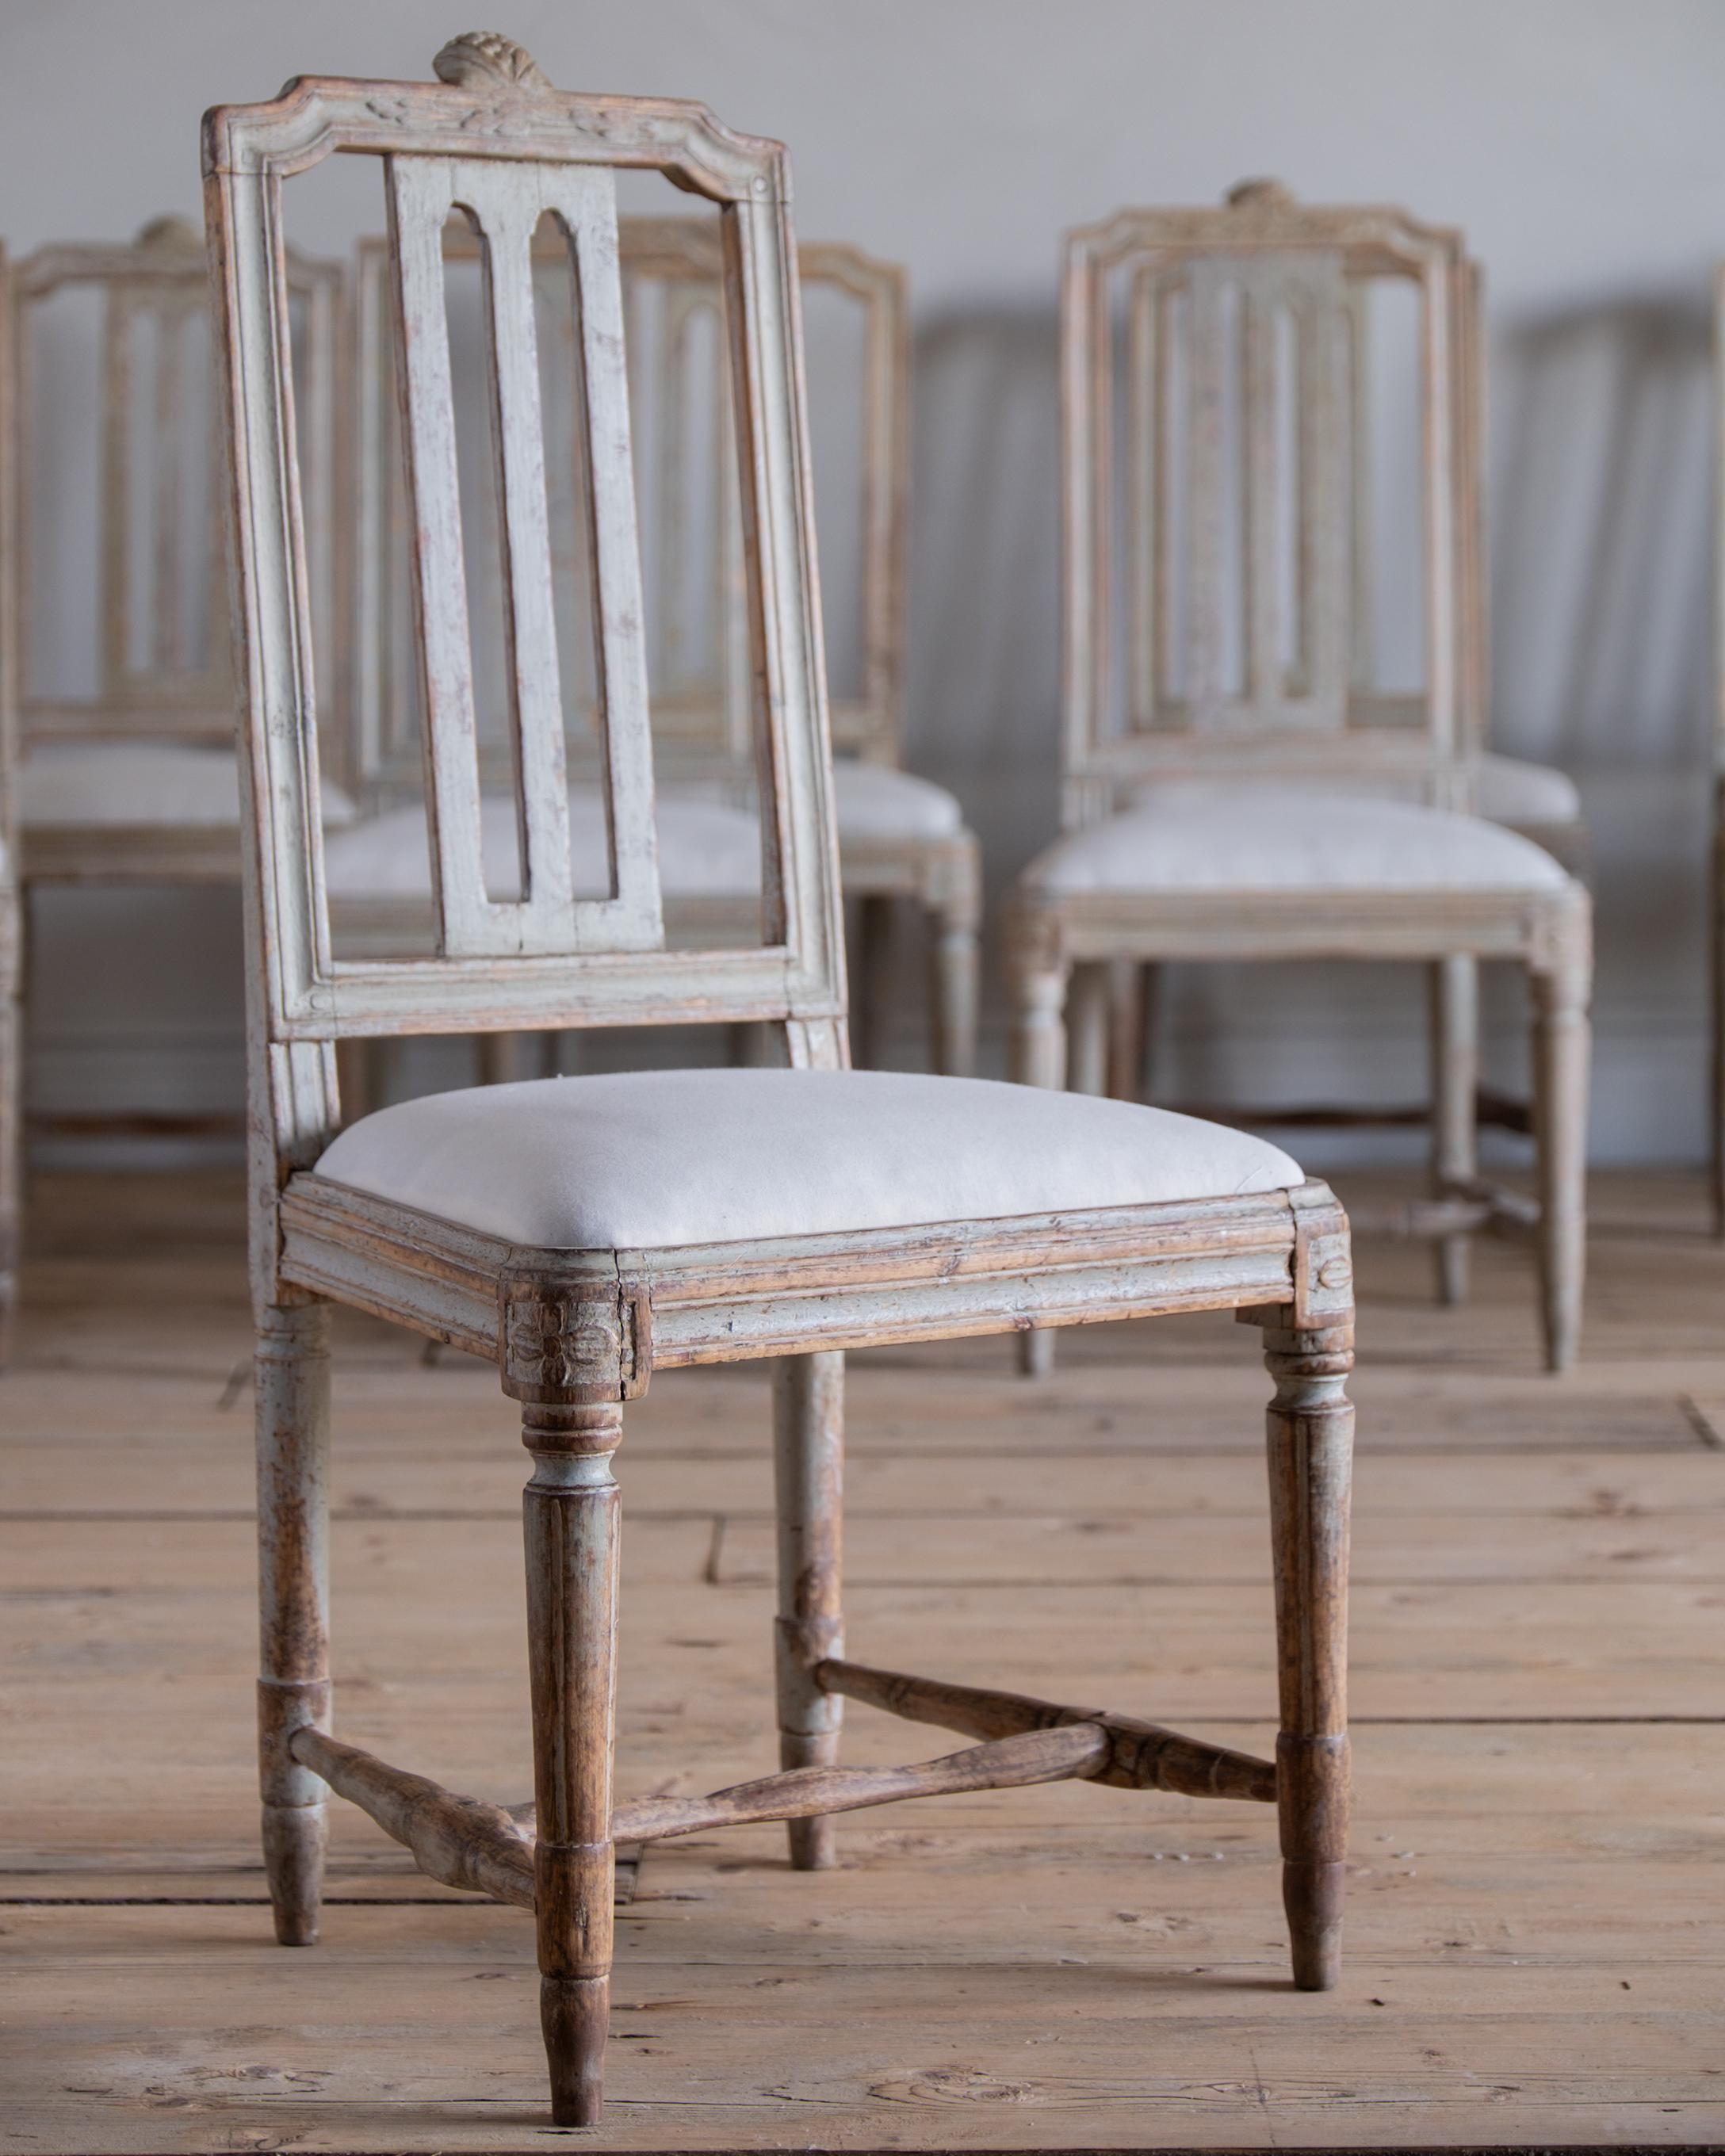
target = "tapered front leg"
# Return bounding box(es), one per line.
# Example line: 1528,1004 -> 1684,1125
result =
1010,943 -> 1068,1378
1712,797 -> 1725,1237
1532,954 -> 1590,1374
1067,963 -> 1109,1096
931,909 -> 980,1078
255,1299 -> 332,1947
772,1354 -> 845,1869
523,1403 -> 622,2127
1261,1308 -> 1353,1990
854,896 -> 895,1069
1429,955 -> 1478,1305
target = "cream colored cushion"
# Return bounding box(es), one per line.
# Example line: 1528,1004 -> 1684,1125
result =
1126,754 -> 1582,830
1027,789 -> 1570,895
21,742 -> 358,829
1474,752 -> 1582,825
832,761 -> 966,842
324,790 -> 761,900
316,1068 -> 1302,1249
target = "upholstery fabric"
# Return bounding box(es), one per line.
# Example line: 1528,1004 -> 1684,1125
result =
323,790 -> 761,900
832,760 -> 966,841
21,742 -> 358,829
1474,752 -> 1582,824
1126,754 -> 1582,828
315,1067 -> 1303,1250
1027,789 -> 1571,894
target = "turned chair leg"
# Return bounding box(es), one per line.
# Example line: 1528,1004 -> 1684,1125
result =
1532,958 -> 1590,1374
0,990 -> 17,1367
930,906 -> 980,1078
772,1353 -> 845,1868
1712,806 -> 1725,1237
854,895 -> 895,1069
255,1300 -> 333,1947
1011,960 -> 1069,1378
1260,1306 -> 1353,1991
480,1031 -> 551,1087
522,1402 -> 622,2127
1067,962 -> 1109,1096
1104,959 -> 1147,1102
1429,955 -> 1478,1305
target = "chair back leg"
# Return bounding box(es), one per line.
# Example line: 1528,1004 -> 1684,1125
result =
523,1402 -> 622,2127
772,1352 -> 846,1869
255,1300 -> 333,1947
1532,946 -> 1591,1374
1429,954 -> 1479,1305
1260,1305 -> 1354,1992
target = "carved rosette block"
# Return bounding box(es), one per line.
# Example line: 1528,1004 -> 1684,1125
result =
432,32 -> 552,91
499,1273 -> 652,1405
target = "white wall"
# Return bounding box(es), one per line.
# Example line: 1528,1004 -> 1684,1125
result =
5,0 -> 1719,1161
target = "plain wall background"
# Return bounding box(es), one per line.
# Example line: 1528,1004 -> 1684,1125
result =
5,0 -> 1719,1162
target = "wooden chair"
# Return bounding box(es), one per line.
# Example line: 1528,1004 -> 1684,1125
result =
336,214 -> 979,1078
205,36 -> 1357,2127
6,216 -> 350,1154
0,243 -> 17,1359
1006,183 -> 1593,1374
1712,264 -> 1725,1237
618,220 -> 983,1073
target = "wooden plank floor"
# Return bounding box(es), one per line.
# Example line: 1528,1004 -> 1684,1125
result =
5,1168 -> 1725,2152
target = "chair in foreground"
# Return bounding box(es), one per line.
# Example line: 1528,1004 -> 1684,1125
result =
206,37 -> 1356,2126
1008,184 -> 1593,1374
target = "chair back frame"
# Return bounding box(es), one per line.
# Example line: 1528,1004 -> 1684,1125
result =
205,48 -> 848,1223
1061,181 -> 1483,824
10,216 -> 341,748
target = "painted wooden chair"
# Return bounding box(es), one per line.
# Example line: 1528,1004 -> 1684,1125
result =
205,37 -> 1357,2127
616,220 -> 982,1072
1006,184 -> 1593,1374
1712,264 -> 1725,1238
6,217 -> 351,1160
0,243 -> 17,1360
335,214 -> 979,1076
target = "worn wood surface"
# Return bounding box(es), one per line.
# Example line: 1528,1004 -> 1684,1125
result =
4,1166 -> 1724,2148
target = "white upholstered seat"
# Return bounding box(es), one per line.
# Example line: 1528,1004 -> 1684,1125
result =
1473,753 -> 1582,825
316,1066 -> 1302,1249
1126,754 -> 1581,831
324,790 -> 761,900
21,741 -> 358,829
832,760 -> 966,841
1027,789 -> 1570,896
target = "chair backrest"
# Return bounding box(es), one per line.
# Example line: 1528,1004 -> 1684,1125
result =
1061,180 -> 1483,824
10,216 -> 341,748
342,215 -> 907,807
205,34 -> 847,1183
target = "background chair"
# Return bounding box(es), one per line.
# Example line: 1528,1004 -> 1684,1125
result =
0,242 -> 16,1359
1007,183 -> 1592,1372
7,215 -> 352,1150
208,34 -> 1356,2127
1713,263 -> 1725,1237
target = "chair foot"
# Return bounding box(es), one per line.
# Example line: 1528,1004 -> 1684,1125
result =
541,1973 -> 609,2127
262,1799 -> 327,1946
1283,1858 -> 1345,1990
